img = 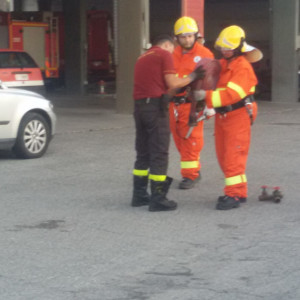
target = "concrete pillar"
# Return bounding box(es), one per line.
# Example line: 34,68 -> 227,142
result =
181,0 -> 204,35
271,0 -> 299,102
116,0 -> 149,113
63,0 -> 87,95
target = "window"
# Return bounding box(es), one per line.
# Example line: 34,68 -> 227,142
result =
0,52 -> 38,68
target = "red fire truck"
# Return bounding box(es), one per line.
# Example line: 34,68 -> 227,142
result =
0,10 -> 114,88
0,11 -> 59,83
87,10 -> 114,82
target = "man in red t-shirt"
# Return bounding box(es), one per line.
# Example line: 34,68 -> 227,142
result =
132,34 -> 205,212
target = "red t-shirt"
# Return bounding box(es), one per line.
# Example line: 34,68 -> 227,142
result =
133,46 -> 176,100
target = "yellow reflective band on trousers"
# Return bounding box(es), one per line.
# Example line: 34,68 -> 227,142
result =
133,169 -> 149,177
250,86 -> 255,93
149,174 -> 166,182
181,161 -> 199,169
227,82 -> 247,99
211,90 -> 222,108
225,174 -> 247,186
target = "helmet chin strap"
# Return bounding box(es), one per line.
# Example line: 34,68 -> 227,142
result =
224,37 -> 245,60
224,51 -> 242,60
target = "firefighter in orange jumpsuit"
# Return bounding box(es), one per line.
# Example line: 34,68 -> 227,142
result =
169,17 -> 214,189
198,25 -> 263,210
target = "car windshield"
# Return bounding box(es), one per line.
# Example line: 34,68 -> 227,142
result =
0,52 -> 38,68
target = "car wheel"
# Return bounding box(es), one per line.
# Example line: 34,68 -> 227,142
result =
13,112 -> 50,159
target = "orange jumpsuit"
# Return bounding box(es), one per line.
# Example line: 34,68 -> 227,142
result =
205,55 -> 258,198
169,42 -> 214,180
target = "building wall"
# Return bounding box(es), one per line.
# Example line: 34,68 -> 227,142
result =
64,0 -> 87,94
88,0 -> 112,11
20,0 -> 113,12
204,1 -> 270,64
150,0 -> 181,41
0,0 -> 13,11
181,0 -> 204,35
116,0 -> 149,113
271,0 -> 299,102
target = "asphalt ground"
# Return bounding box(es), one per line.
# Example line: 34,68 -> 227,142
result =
1,94 -> 300,300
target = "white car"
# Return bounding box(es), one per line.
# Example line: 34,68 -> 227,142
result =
0,82 -> 56,158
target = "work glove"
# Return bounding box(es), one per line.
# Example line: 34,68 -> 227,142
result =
203,106 -> 216,118
174,86 -> 188,95
189,65 -> 206,82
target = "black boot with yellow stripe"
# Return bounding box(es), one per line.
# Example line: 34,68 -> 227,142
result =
131,175 -> 150,207
149,177 -> 177,212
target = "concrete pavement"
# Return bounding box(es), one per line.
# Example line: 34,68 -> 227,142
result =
1,94 -> 300,300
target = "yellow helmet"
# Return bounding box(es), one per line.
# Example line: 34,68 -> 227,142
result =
215,25 -> 246,51
174,16 -> 198,36
215,25 -> 263,63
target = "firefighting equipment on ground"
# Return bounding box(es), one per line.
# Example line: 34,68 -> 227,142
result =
259,186 -> 283,203
215,25 -> 263,63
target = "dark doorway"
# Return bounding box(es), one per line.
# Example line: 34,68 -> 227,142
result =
204,0 -> 271,100
150,0 -> 181,42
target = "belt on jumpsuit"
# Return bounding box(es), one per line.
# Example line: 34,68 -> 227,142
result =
214,95 -> 254,114
170,96 -> 192,105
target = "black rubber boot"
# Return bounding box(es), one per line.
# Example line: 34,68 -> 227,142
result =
218,195 -> 247,204
131,175 -> 150,207
216,195 -> 240,210
149,177 -> 177,212
179,172 -> 201,189
239,197 -> 247,203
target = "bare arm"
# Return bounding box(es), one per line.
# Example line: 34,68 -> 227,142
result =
164,65 -> 205,90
